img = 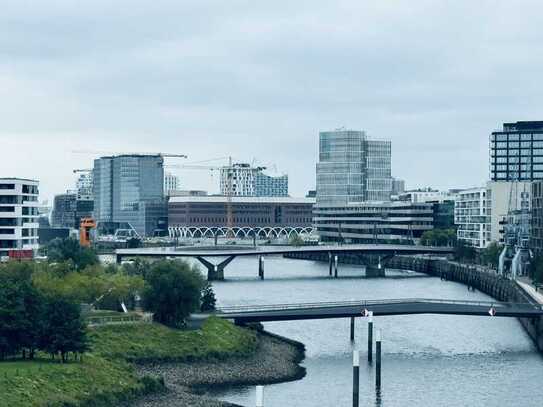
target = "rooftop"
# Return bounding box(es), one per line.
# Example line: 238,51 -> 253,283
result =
169,195 -> 315,204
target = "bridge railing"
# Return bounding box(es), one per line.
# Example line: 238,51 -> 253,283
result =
216,298 -> 539,314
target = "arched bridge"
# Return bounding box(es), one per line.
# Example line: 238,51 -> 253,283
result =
213,298 -> 543,324
115,244 -> 454,280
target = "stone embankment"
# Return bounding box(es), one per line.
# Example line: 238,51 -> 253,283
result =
129,330 -> 305,407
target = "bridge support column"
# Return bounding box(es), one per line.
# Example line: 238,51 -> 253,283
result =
350,317 -> 355,342
368,312 -> 373,363
334,255 -> 339,278
196,256 -> 236,281
376,329 -> 382,389
258,256 -> 265,280
329,252 -> 333,277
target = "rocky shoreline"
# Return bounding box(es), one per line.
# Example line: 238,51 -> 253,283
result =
128,330 -> 306,407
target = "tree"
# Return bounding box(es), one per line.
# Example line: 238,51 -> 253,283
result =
289,234 -> 305,246
455,240 -> 477,262
200,282 -> 217,312
142,260 -> 205,328
46,238 -> 99,270
41,297 -> 89,362
481,242 -> 502,269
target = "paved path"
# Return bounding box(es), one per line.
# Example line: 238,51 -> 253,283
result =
517,279 -> 543,305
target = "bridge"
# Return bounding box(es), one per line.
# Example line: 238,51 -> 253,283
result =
116,244 -> 454,280
213,298 -> 543,324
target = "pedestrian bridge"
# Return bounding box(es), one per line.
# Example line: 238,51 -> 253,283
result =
116,244 -> 454,280
213,298 -> 543,324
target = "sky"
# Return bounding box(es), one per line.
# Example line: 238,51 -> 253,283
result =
2,0 -> 543,203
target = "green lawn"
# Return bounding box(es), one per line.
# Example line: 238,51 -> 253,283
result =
0,317 -> 256,407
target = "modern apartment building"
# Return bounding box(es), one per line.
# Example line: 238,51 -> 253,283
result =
454,187 -> 490,249
75,171 -> 93,199
316,129 -> 392,205
490,121 -> 543,182
0,178 -> 40,258
93,155 -> 167,237
220,163 -> 289,197
313,201 -> 434,244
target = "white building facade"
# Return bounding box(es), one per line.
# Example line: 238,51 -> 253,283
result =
454,187 -> 490,249
164,172 -> 181,196
0,178 -> 40,259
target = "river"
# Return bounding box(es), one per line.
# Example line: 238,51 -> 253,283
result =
202,255 -> 543,407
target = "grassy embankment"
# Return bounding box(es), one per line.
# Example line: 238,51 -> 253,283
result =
0,317 -> 257,407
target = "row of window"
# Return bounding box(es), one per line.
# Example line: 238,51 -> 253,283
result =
491,133 -> 543,141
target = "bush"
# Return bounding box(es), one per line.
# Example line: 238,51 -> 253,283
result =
200,282 -> 217,312
46,238 -> 99,270
142,260 -> 205,327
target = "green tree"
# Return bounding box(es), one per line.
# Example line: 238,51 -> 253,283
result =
289,234 -> 305,246
41,297 -> 89,362
455,240 -> 477,262
200,282 -> 217,312
481,242 -> 502,269
46,238 -> 99,270
142,260 -> 205,328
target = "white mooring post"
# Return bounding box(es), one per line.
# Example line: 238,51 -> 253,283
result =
353,350 -> 360,407
256,385 -> 264,407
334,255 -> 339,278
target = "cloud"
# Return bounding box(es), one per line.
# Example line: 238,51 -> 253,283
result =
1,0 -> 543,200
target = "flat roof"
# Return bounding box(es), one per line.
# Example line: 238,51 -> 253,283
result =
169,196 -> 315,204
0,178 -> 39,183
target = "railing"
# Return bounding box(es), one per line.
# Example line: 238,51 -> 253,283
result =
216,298 -> 538,314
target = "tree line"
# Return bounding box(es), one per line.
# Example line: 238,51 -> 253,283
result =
0,238 -> 217,362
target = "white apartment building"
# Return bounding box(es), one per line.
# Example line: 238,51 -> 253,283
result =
454,187 -> 490,249
0,178 -> 40,259
164,172 -> 181,196
220,163 -> 257,196
400,189 -> 458,204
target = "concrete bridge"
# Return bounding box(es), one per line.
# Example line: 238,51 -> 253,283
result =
115,244 -> 454,280
213,298 -> 543,324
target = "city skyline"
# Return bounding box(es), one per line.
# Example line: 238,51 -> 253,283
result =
2,2 -> 542,201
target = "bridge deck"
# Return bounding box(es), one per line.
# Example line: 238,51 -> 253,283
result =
116,244 -> 454,258
213,298 -> 543,322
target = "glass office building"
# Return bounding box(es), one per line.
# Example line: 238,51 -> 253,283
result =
490,121 -> 543,181
316,129 -> 392,205
93,155 -> 167,237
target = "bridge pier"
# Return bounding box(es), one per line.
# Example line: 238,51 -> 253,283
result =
195,255 -> 236,281
329,252 -> 333,277
350,317 -> 355,341
258,256 -> 265,280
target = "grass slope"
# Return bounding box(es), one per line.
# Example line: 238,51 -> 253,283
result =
0,317 -> 256,407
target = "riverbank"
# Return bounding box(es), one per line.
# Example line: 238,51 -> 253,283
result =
0,317 -> 270,406
130,329 -> 306,407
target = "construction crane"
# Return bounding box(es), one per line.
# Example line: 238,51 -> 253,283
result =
173,157 -> 236,232
72,150 -> 188,158
498,169 -> 532,279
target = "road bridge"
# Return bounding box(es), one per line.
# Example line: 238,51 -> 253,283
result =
116,244 -> 454,280
213,298 -> 543,324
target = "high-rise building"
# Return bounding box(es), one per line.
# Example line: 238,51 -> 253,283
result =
93,155 -> 167,237
490,121 -> 543,181
164,172 -> 181,196
220,163 -> 288,197
316,129 -> 392,205
75,171 -> 93,199
391,178 -> 406,196
0,178 -> 40,259
51,193 -> 77,228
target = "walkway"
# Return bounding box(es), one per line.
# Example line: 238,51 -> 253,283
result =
213,298 -> 543,324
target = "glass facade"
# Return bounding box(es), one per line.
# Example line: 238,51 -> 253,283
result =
490,121 -> 543,181
255,173 -> 288,197
93,155 -> 167,236
316,130 -> 392,205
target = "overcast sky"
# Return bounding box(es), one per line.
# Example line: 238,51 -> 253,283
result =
1,0 -> 543,203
